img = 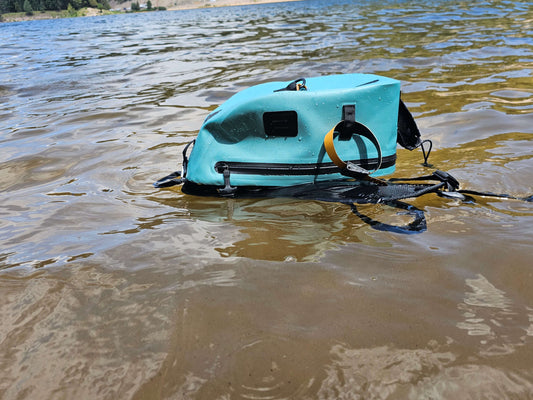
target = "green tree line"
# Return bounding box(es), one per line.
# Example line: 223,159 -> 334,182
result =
0,0 -> 110,13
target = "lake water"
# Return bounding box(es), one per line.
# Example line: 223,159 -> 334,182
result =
1,0 -> 533,398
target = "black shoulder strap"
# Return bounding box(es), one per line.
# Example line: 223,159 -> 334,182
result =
350,201 -> 427,234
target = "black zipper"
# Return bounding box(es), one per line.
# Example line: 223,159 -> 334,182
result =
214,154 -> 396,176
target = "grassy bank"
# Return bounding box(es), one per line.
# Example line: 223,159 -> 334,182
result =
1,7 -> 118,22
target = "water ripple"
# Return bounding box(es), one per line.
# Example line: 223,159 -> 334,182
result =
0,1 -> 532,398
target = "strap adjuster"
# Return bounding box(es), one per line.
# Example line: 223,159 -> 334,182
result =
433,170 -> 460,191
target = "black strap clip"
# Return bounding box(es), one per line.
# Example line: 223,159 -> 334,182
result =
433,170 -> 460,191
153,171 -> 184,188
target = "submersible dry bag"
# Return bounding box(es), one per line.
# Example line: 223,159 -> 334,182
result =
155,73 -> 531,233
181,73 -> 424,194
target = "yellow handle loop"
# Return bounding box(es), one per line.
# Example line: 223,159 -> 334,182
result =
323,121 -> 384,177
323,124 -> 347,169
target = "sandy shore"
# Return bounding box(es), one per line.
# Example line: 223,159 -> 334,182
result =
108,0 -> 303,12
166,0 -> 302,11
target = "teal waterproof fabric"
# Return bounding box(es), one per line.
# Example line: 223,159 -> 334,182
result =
185,73 -> 401,188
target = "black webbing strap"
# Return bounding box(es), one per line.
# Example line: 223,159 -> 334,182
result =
389,170 -> 460,191
350,201 -> 427,234
223,179 -> 448,205
181,139 -> 195,178
457,189 -> 533,202
153,171 -> 184,188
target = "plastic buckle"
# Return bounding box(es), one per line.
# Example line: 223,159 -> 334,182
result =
433,170 -> 460,191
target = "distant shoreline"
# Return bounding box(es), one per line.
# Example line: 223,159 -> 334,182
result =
0,0 -> 302,23
166,0 -> 302,11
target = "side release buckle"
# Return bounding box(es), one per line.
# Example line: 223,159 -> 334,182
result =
433,170 -> 460,191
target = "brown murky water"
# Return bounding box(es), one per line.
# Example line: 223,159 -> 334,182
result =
1,0 -> 532,398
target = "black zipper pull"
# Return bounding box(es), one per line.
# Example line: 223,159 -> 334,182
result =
218,164 -> 237,197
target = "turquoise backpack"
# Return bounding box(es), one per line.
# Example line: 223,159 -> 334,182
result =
180,73 -> 425,194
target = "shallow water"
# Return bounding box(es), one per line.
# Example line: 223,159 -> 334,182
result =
1,0 -> 532,398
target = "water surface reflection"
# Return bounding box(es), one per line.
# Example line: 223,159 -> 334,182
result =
0,0 -> 532,398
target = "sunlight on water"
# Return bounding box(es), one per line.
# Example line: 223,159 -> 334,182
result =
0,0 -> 532,398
